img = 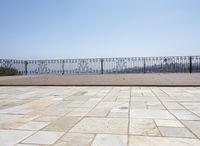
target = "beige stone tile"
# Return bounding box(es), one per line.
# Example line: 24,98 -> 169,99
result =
0,121 -> 23,129
41,107 -> 72,116
22,131 -> 64,145
79,101 -> 99,108
108,108 -> 128,118
170,110 -> 200,120
15,114 -> 39,123
87,108 -> 110,117
163,102 -> 184,110
155,119 -> 184,127
0,106 -> 32,114
0,114 -> 25,129
131,109 -> 175,119
16,121 -> 50,131
0,129 -> 35,146
70,117 -> 128,134
131,96 -> 158,102
182,120 -> 200,138
102,96 -> 117,101
95,102 -> 128,110
67,110 -> 90,116
88,98 -> 102,101
55,133 -> 94,146
129,119 -> 160,136
42,116 -> 81,132
66,101 -> 85,108
72,108 -> 92,112
146,101 -> 162,106
159,127 -> 195,138
116,97 -> 130,102
34,115 -> 59,122
92,134 -> 127,146
129,136 -> 200,146
24,100 -> 54,110
181,102 -> 200,111
131,102 -> 147,109
147,105 -> 165,110
16,144 -> 45,146
0,114 -> 23,123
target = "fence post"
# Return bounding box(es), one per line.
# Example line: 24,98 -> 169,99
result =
144,58 -> 146,73
62,60 -> 64,75
24,61 -> 28,75
101,59 -> 104,74
189,56 -> 192,73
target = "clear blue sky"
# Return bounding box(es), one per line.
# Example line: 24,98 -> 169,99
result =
0,0 -> 200,59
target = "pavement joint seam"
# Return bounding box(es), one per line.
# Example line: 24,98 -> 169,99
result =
150,88 -> 200,140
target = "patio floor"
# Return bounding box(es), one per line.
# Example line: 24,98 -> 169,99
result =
0,86 -> 200,146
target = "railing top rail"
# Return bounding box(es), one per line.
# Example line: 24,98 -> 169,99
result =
1,55 -> 200,61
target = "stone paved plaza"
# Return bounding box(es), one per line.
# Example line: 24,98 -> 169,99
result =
0,86 -> 200,146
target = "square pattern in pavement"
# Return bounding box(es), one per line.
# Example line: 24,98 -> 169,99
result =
0,86 -> 200,146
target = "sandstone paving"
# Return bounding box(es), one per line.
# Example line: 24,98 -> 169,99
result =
155,119 -> 184,127
16,144 -> 46,146
33,115 -> 59,122
130,109 -> 175,119
16,121 -> 50,131
0,86 -> 200,146
182,120 -> 200,138
129,119 -> 160,136
158,127 -> 195,138
54,133 -> 95,146
169,109 -> 200,120
129,136 -> 200,146
70,117 -> 128,134
91,134 -> 127,146
42,116 -> 82,132
0,129 -> 35,146
22,131 -> 64,145
86,108 -> 110,117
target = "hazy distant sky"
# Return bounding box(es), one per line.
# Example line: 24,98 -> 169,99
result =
0,0 -> 200,59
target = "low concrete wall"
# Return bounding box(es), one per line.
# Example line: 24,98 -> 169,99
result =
0,73 -> 200,86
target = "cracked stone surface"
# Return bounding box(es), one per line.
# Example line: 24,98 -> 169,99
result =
0,86 -> 200,146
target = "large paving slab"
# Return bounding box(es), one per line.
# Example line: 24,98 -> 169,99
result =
0,86 -> 200,146
129,136 -> 200,146
91,134 -> 127,146
70,117 -> 128,134
0,129 -> 35,146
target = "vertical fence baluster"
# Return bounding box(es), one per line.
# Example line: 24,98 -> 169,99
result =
62,60 -> 64,75
25,61 -> 28,75
101,59 -> 104,74
189,56 -> 192,73
143,58 -> 146,73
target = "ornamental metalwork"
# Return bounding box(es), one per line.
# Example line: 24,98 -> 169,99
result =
0,60 -> 12,68
0,56 -> 200,75
77,59 -> 90,73
35,61 -> 50,74
116,58 -> 127,71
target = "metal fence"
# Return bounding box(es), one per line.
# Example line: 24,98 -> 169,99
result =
0,56 -> 200,75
